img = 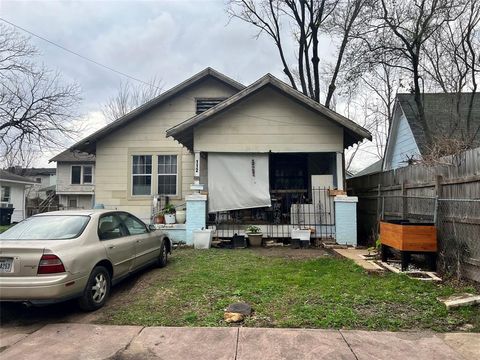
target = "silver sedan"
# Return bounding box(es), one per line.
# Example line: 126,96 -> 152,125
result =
0,210 -> 171,311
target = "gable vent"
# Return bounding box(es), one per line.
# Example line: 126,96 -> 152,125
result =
196,98 -> 226,114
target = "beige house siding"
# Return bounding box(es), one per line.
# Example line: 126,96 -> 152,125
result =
94,77 -> 238,221
194,87 -> 344,153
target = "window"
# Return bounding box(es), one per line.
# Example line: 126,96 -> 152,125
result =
68,198 -> 78,208
119,213 -> 148,235
132,155 -> 152,195
83,166 -> 93,184
98,214 -> 125,240
0,215 -> 90,240
196,98 -> 226,114
158,155 -> 177,195
1,186 -> 11,202
71,165 -> 94,185
71,166 -> 82,184
36,177 -> 42,183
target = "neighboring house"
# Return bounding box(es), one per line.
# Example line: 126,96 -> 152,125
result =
49,150 -> 95,210
22,168 -> 56,200
68,68 -> 371,225
0,169 -> 36,222
351,159 -> 383,178
383,93 -> 480,170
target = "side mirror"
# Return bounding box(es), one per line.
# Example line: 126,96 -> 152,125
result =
149,224 -> 157,231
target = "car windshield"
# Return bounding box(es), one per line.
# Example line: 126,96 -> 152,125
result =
0,215 -> 90,240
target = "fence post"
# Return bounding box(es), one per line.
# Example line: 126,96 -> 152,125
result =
434,176 -> 443,227
435,175 -> 443,198
375,184 -> 382,238
401,182 -> 407,219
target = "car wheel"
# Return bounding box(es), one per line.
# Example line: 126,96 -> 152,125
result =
157,242 -> 167,268
78,266 -> 111,311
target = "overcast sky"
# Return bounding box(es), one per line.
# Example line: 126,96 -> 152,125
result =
1,0 -> 374,170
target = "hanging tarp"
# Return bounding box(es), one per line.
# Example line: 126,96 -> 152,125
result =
208,153 -> 271,213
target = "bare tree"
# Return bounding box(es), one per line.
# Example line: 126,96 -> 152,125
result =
227,0 -> 371,107
0,24 -> 81,166
3,149 -> 39,172
102,76 -> 163,122
370,0 -> 462,146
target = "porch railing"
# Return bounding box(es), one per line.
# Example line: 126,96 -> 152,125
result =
208,187 -> 336,240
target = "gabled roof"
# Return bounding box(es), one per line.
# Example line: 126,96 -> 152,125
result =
396,93 -> 480,154
50,149 -> 95,163
0,169 -> 37,185
166,74 -> 372,150
351,159 -> 383,178
71,68 -> 245,154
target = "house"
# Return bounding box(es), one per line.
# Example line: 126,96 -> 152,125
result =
21,168 -> 56,200
351,159 -> 383,178
0,169 -> 36,222
383,93 -> 480,170
49,150 -> 95,209
68,68 -> 371,239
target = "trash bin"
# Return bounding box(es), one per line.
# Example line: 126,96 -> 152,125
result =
193,229 -> 213,249
0,207 -> 14,226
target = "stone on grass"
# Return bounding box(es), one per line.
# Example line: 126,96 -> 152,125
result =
226,302 -> 252,315
224,302 -> 252,323
224,312 -> 245,323
437,293 -> 480,310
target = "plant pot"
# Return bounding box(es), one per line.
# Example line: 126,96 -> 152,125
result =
154,215 -> 165,224
175,210 -> 186,224
247,233 -> 263,247
164,213 -> 176,224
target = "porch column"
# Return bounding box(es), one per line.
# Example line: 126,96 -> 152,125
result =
336,152 -> 344,190
334,196 -> 358,246
186,194 -> 207,245
194,151 -> 201,185
190,151 -> 205,192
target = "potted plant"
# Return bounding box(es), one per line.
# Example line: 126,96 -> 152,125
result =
163,204 -> 176,224
154,211 -> 165,224
175,205 -> 186,224
246,225 -> 263,247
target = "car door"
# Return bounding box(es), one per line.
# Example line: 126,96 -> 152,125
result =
98,213 -> 135,279
119,213 -> 160,270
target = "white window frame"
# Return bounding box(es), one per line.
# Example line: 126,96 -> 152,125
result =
131,155 -> 153,196
157,154 -> 179,196
70,165 -> 94,185
1,186 -> 11,203
82,165 -> 93,184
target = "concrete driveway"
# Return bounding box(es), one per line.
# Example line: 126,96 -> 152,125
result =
1,324 -> 479,360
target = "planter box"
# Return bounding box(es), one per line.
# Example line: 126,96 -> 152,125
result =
380,220 -> 437,252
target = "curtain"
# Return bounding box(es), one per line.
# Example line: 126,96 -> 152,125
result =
207,153 -> 271,213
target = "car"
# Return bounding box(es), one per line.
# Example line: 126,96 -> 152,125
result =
0,210 -> 171,311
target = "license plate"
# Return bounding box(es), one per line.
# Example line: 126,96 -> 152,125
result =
0,258 -> 13,273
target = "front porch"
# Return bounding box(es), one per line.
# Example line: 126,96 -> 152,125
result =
202,152 -> 342,240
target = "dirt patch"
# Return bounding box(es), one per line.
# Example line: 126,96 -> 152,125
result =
0,259 -> 173,328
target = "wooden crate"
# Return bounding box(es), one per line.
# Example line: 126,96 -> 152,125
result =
328,189 -> 347,196
380,221 -> 437,252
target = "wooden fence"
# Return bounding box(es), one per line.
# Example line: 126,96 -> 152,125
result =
347,147 -> 480,283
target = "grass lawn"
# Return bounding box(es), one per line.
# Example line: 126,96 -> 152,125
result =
0,224 -> 12,233
99,248 -> 480,331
